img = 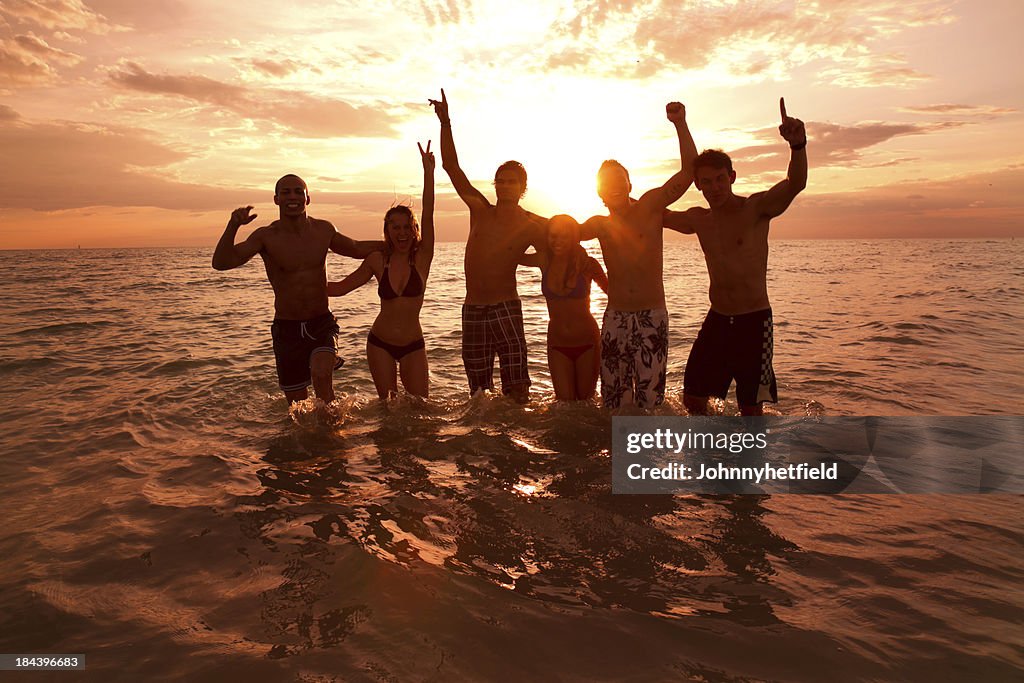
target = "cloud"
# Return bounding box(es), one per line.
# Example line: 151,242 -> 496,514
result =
419,0 -> 471,27
108,62 -> 398,138
0,0 -> 120,33
0,116 -> 418,218
772,166 -> 1024,238
0,117 -> 199,210
248,59 -> 306,78
544,0 -> 953,84
899,103 -> 1018,116
0,32 -> 83,84
723,120 -> 969,175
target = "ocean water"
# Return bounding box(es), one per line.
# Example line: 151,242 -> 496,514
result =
0,239 -> 1021,681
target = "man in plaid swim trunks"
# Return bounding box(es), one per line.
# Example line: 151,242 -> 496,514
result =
430,89 -> 546,402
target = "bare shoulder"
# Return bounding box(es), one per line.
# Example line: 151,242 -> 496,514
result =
742,192 -> 766,212
309,216 -> 337,233
365,250 -> 385,272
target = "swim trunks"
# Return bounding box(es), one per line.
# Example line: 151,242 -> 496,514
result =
270,312 -> 342,392
461,299 -> 531,394
367,331 -> 425,361
600,308 -> 669,409
683,308 -> 777,406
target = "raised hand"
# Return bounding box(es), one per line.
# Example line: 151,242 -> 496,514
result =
665,101 -> 686,124
229,205 -> 257,227
428,89 -> 450,125
778,97 -> 806,147
418,140 -> 434,172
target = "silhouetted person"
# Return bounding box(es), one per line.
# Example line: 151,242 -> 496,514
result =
581,101 -> 698,410
664,98 -> 807,415
327,142 -> 436,400
429,89 -> 546,403
519,215 -> 608,400
212,175 -> 382,404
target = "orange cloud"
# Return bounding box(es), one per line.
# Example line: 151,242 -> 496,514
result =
0,0 -> 118,33
720,120 -> 970,177
0,32 -> 82,84
546,0 -> 953,84
107,62 -> 399,138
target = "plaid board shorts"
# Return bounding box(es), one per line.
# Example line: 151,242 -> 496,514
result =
461,299 -> 531,394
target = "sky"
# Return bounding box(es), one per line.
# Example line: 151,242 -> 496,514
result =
1,0 -> 1022,249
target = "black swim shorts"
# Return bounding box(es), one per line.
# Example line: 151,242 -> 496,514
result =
683,308 -> 777,406
270,312 -> 342,393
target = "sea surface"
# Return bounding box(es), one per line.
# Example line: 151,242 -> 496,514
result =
0,239 -> 1022,681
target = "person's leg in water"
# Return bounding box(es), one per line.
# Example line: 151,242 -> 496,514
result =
601,309 -> 633,409
574,344 -> 599,400
399,346 -> 429,398
492,300 -> 531,403
462,304 -> 496,394
547,345 -> 579,400
683,309 -> 731,415
310,349 -> 338,403
366,336 -> 399,400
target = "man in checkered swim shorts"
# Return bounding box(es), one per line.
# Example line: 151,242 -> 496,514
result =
664,98 -> 808,415
430,89 -> 546,402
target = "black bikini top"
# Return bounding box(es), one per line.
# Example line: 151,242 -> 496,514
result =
378,259 -> 425,300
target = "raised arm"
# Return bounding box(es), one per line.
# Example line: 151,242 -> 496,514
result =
417,140 -> 436,265
757,97 -> 808,219
212,206 -> 263,270
640,102 -> 698,211
429,89 -> 488,210
327,258 -> 375,297
329,226 -> 385,259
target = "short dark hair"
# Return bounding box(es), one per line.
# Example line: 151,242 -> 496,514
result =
494,160 -> 527,194
692,149 -> 733,177
598,159 -> 630,185
275,173 -> 308,194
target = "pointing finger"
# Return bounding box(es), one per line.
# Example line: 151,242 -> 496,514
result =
418,141 -> 424,155
780,97 -> 787,122
441,88 -> 447,105
426,139 -> 431,153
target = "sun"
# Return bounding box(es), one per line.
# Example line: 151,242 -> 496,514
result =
518,124 -> 610,222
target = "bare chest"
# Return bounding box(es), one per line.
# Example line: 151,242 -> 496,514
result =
261,230 -> 330,275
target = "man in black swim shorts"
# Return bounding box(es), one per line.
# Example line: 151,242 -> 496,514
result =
212,174 -> 383,404
664,98 -> 807,415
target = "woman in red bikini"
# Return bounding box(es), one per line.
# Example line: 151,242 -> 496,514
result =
328,142 -> 435,399
520,215 -> 608,401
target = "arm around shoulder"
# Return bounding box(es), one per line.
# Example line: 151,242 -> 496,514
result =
663,208 -> 699,235
328,222 -> 385,259
328,256 -> 376,297
589,256 -> 609,293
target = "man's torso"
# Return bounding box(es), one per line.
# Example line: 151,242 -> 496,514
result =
464,206 -> 543,305
260,217 -> 333,320
597,203 -> 666,311
692,196 -> 770,315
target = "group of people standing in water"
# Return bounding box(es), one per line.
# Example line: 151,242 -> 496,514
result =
212,90 -> 807,416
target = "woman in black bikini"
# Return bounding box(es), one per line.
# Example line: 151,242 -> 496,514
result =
328,142 -> 435,399
520,215 -> 608,401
